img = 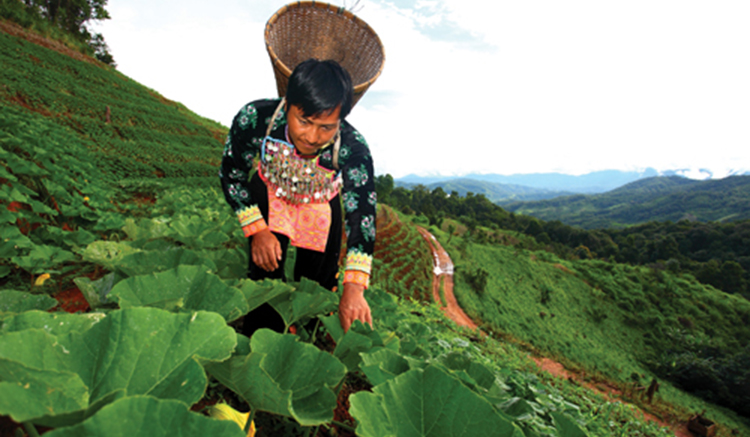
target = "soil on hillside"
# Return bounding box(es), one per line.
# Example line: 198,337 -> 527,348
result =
415,227 -> 695,437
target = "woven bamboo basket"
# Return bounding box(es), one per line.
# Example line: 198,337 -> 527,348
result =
265,1 -> 385,107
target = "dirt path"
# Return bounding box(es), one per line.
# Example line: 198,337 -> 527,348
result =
416,227 -> 477,330
416,227 -> 693,437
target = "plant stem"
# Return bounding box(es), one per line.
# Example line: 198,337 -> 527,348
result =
331,420 -> 357,433
244,407 -> 255,434
23,423 -> 40,437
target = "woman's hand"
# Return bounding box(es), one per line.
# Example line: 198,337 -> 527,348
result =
251,228 -> 282,272
339,282 -> 372,332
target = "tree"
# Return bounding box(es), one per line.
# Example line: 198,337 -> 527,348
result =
28,0 -> 110,37
3,0 -> 115,65
374,174 -> 394,205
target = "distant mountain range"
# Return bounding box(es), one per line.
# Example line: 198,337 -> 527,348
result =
502,175 -> 750,229
396,168 -> 750,203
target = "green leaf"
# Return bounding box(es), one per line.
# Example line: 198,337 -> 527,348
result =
0,310 -> 105,336
0,308 -> 236,426
73,273 -> 116,309
12,244 -> 77,274
0,225 -> 33,257
0,359 -> 89,423
238,278 -> 295,313
109,265 -> 249,322
44,396 -> 246,437
81,240 -> 140,271
268,278 -> 338,329
206,329 -> 346,426
62,229 -> 97,247
360,348 -> 411,386
117,248 -> 217,277
122,217 -> 170,240
550,412 -> 589,437
349,365 -> 523,437
0,210 -> 16,224
0,290 -> 58,314
331,320 -> 385,372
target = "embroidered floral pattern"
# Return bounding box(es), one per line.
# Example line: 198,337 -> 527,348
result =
368,191 -> 377,206
238,104 -> 258,130
228,168 -> 246,180
361,215 -> 376,242
339,144 -> 351,162
344,191 -> 359,213
347,164 -> 369,188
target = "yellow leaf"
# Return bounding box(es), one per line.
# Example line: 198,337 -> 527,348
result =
35,273 -> 51,286
208,404 -> 255,436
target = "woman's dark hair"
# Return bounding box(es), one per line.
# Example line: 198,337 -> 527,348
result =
286,59 -> 353,119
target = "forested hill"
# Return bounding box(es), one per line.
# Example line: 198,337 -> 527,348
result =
500,175 -> 750,229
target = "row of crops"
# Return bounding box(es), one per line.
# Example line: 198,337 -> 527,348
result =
372,205 -> 434,302
0,30 -> 224,186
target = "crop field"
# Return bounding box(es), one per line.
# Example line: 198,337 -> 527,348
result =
2,23 -> 749,437
372,205 -> 433,302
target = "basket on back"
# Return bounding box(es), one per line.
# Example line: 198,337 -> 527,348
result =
265,1 -> 385,107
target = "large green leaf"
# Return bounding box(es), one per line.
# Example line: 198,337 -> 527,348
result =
109,265 -> 249,322
73,273 -> 116,309
122,218 -> 172,241
44,396 -> 246,437
238,278 -> 295,313
0,308 -> 236,426
349,365 -> 523,437
0,310 -> 105,336
0,289 -> 58,314
206,329 -> 346,426
117,248 -> 217,277
0,358 -> 89,423
81,240 -> 140,271
268,278 -> 338,329
324,320 -> 399,372
360,348 -> 411,386
0,225 -> 33,257
11,244 -> 77,274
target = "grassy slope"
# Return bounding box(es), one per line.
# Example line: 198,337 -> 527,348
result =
3,23 -> 747,436
432,221 -> 750,434
503,175 -> 750,229
1,23 -> 224,192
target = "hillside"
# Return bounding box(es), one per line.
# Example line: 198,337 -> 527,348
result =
1,20 -> 225,193
2,21 -> 750,437
501,175 -> 750,229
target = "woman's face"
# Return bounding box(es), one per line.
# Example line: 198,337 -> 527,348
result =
286,104 -> 341,155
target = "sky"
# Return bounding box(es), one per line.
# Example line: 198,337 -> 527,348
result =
91,0 -> 750,178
